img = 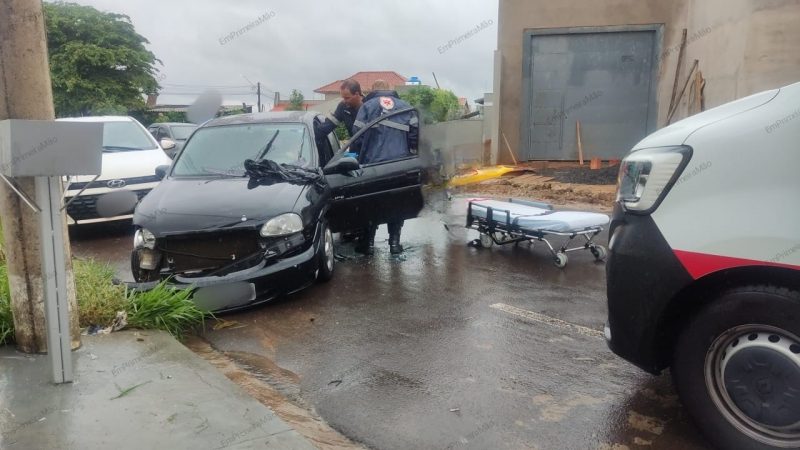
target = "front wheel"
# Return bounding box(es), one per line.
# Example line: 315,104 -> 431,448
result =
672,285 -> 800,450
316,222 -> 335,282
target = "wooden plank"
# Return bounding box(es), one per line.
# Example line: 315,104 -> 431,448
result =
501,132 -> 519,165
668,29 -> 688,115
576,120 -> 584,166
667,59 -> 699,124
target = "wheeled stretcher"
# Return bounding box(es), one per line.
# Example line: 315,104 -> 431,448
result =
466,198 -> 610,268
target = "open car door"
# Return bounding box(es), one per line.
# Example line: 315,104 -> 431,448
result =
323,107 -> 425,233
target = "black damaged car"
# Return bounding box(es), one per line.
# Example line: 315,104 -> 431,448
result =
130,110 -> 424,311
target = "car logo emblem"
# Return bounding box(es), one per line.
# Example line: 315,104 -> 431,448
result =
107,179 -> 126,189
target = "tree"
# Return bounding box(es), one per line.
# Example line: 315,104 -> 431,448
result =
286,89 -> 305,111
400,86 -> 461,124
334,122 -> 350,141
44,2 -> 161,117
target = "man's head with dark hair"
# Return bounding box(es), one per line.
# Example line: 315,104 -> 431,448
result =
340,79 -> 363,109
340,79 -> 362,96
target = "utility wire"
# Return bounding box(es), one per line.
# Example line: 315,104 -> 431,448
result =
161,83 -> 253,88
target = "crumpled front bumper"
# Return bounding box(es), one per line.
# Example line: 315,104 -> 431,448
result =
126,235 -> 321,313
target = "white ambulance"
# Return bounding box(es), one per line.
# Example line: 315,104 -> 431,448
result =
606,81 -> 800,449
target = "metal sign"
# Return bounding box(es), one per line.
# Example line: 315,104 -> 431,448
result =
0,119 -> 103,384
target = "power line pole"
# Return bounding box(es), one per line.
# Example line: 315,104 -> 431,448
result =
257,82 -> 262,113
0,0 -> 80,353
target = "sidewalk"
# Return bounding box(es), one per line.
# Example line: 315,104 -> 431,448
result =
0,331 -> 315,450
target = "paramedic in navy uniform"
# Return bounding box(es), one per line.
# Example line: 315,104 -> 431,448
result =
351,79 -> 419,255
317,79 -> 363,142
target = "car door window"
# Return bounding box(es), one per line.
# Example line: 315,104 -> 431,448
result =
157,127 -> 169,140
327,132 -> 340,153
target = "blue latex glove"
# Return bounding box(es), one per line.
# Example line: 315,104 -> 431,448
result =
343,152 -> 358,159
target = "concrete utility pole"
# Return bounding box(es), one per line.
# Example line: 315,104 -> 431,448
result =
0,0 -> 80,353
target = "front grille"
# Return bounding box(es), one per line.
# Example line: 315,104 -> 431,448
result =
66,189 -> 150,221
160,230 -> 262,274
67,175 -> 161,191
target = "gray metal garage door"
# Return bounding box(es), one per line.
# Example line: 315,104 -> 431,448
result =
522,29 -> 658,160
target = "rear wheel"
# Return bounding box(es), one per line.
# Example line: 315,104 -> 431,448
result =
316,222 -> 334,282
672,285 -> 800,449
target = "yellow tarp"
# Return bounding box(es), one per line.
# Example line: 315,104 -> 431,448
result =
447,166 -> 519,187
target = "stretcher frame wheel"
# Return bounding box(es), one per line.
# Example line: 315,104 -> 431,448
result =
554,252 -> 568,268
591,245 -> 607,261
479,232 -> 494,248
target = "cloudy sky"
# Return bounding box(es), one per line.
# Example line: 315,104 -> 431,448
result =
61,0 -> 498,109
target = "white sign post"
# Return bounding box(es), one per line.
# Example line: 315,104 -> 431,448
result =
0,119 -> 103,384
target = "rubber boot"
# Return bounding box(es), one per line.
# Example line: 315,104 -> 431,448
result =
388,221 -> 404,255
354,226 -> 376,255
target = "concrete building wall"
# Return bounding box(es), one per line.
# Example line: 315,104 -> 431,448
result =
677,0 -> 800,112
420,119 -> 484,177
497,0 -> 800,163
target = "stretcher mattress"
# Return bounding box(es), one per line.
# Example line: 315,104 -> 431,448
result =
470,200 -> 609,233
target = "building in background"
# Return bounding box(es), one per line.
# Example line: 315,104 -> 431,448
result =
314,71 -> 408,100
269,92 -> 324,112
494,0 -> 800,163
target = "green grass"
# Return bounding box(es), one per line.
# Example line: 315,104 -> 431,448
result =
127,279 -> 210,340
0,258 -> 210,345
74,259 -> 128,328
77,259 -> 210,339
0,220 -> 6,265
0,265 -> 13,345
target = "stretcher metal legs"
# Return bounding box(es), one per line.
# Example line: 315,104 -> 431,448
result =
474,229 -> 606,268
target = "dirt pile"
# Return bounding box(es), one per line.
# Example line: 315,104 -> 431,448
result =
457,169 -> 617,212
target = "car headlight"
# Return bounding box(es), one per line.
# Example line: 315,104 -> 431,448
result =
616,146 -> 692,214
133,228 -> 157,249
260,213 -> 303,237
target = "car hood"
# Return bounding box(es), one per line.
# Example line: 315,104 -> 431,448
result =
632,87 -> 780,151
134,177 -> 306,235
68,149 -> 171,183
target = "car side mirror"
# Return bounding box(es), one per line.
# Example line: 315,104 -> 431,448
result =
323,156 -> 360,175
160,138 -> 176,150
155,165 -> 169,180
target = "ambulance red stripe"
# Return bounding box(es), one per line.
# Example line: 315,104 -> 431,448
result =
673,249 -> 800,280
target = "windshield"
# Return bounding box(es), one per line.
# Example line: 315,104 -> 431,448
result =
102,121 -> 158,152
170,125 -> 196,140
172,123 -> 314,177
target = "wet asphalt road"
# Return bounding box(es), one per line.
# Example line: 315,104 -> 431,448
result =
71,193 -> 712,450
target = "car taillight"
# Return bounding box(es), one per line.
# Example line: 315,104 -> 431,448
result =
616,146 -> 692,214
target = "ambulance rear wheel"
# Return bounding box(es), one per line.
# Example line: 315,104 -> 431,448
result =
672,285 -> 800,450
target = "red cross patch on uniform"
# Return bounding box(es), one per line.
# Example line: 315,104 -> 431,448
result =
379,97 -> 395,110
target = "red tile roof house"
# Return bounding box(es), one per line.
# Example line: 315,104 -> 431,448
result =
270,99 -> 325,112
314,71 -> 408,100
